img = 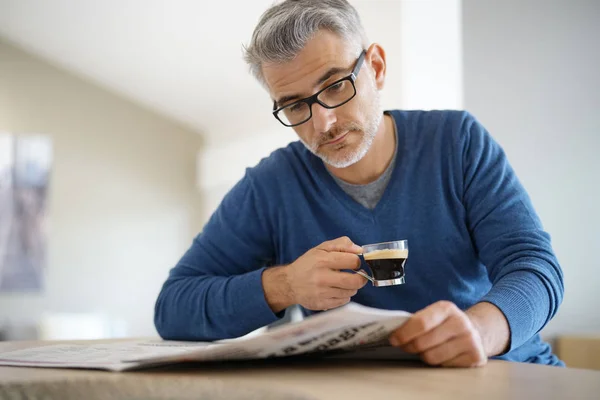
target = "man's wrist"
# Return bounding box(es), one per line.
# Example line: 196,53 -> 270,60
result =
262,265 -> 295,314
466,301 -> 511,357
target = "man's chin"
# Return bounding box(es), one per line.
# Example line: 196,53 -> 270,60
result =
318,148 -> 363,169
323,159 -> 360,169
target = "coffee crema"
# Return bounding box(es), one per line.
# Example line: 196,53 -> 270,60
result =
363,249 -> 408,260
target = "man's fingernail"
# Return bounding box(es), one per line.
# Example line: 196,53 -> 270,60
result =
390,337 -> 399,347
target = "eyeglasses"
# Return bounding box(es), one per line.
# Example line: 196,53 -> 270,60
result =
272,50 -> 367,127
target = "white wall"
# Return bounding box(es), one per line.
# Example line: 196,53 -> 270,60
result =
0,39 -> 204,338
395,0 -> 463,109
463,0 -> 600,336
355,0 -> 463,110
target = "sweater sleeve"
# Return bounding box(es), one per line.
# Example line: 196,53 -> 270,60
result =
461,113 -> 564,352
154,172 -> 279,341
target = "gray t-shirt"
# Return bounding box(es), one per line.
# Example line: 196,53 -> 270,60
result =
330,119 -> 398,209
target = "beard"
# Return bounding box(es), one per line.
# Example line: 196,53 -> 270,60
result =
300,90 -> 383,169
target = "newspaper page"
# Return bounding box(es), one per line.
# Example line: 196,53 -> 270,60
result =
0,340 -> 221,372
0,303 -> 411,371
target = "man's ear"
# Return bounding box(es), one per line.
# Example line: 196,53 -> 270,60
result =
367,43 -> 387,90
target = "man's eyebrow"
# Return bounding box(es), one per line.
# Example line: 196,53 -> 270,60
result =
275,94 -> 301,108
274,66 -> 349,107
314,66 -> 346,88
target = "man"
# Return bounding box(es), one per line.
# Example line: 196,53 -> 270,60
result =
155,0 -> 564,368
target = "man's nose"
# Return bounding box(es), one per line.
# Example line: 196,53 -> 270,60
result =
311,103 -> 337,134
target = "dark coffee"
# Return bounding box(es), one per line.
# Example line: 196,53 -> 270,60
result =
363,249 -> 408,282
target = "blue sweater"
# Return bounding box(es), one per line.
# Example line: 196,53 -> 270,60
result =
155,110 -> 564,365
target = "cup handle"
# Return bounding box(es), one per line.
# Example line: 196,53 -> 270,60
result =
354,269 -> 374,283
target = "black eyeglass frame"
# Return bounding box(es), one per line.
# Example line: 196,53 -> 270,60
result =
272,50 -> 367,127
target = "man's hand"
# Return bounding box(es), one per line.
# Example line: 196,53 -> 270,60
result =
389,301 -> 487,368
262,237 -> 368,312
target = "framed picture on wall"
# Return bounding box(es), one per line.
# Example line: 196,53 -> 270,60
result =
0,132 -> 52,292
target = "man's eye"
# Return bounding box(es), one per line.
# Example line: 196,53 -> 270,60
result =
289,103 -> 304,112
327,81 -> 345,93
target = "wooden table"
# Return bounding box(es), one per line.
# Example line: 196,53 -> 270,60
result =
1,340 -> 600,399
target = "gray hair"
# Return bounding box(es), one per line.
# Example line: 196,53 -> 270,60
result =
244,0 -> 369,86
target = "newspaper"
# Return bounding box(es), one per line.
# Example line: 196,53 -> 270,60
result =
0,303 -> 411,372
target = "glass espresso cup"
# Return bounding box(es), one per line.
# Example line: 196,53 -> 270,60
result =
356,240 -> 408,287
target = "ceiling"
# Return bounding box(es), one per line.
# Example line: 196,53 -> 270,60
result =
0,0 -> 289,142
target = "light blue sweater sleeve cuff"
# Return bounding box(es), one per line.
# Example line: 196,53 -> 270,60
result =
480,268 -> 551,352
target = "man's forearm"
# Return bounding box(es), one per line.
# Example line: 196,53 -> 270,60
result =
262,265 -> 295,313
155,269 -> 279,341
466,301 -> 511,357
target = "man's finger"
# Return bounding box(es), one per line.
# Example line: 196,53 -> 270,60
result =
390,301 -> 458,345
330,270 -> 368,290
315,269 -> 365,290
440,349 -> 487,368
419,333 -> 480,366
401,314 -> 470,353
322,287 -> 359,299
326,252 -> 362,270
318,236 -> 363,254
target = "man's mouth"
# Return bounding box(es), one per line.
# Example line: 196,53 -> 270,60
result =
323,131 -> 350,146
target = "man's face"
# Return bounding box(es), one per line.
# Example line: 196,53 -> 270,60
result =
262,31 -> 383,168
